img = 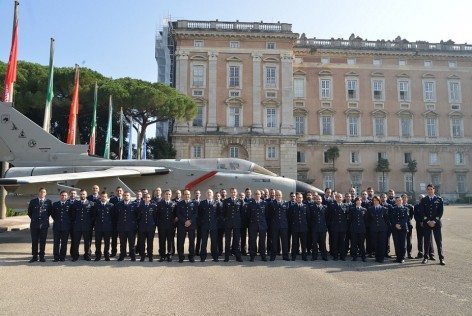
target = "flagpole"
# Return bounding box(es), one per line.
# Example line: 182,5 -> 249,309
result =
42,37 -> 55,132
119,107 -> 124,160
103,95 -> 113,159
88,82 -> 98,155
127,116 -> 133,159
1,1 -> 19,219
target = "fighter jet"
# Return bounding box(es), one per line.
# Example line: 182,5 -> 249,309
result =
0,102 -> 322,209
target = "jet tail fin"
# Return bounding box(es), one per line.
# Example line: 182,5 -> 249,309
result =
0,102 -> 98,166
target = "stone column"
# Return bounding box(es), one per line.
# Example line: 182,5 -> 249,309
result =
252,52 -> 263,131
279,139 -> 297,179
280,53 -> 294,134
207,51 -> 218,131
175,50 -> 189,131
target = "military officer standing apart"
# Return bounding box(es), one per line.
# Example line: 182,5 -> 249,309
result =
223,188 -> 243,262
349,197 -> 367,262
51,191 -> 71,262
137,193 -> 158,262
93,192 -> 114,261
420,184 -> 445,265
390,196 -> 409,263
115,191 -> 138,261
414,194 -> 435,259
175,190 -> 198,263
27,188 -> 52,262
366,196 -> 389,263
247,190 -> 268,262
70,190 -> 94,261
109,187 -> 124,257
268,190 -> 290,261
156,190 -> 175,262
198,189 -> 220,262
308,194 -> 329,261
288,193 -> 308,261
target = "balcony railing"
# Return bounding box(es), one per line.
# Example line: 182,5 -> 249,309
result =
174,20 -> 293,33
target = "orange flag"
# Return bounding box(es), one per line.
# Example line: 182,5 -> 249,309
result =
2,1 -> 19,102
66,65 -> 80,144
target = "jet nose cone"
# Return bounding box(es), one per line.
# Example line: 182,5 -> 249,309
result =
295,180 -> 324,195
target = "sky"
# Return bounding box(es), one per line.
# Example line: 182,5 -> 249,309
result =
1,0 -> 472,83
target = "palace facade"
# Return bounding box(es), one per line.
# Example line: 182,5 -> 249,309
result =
158,20 -> 472,199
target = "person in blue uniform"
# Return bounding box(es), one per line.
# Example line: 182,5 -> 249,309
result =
328,193 -> 349,261
108,187 -> 124,257
380,193 -> 393,259
360,190 -> 373,257
193,190 -> 203,258
70,190 -> 95,261
223,188 -> 243,262
198,189 -> 220,262
420,184 -> 445,266
349,197 -> 367,262
137,193 -> 158,262
152,187 -> 162,204
27,187 -> 53,262
51,191 -> 71,262
115,191 -> 138,261
175,190 -> 198,263
156,189 -> 175,262
288,193 -> 308,261
241,188 -> 253,256
389,196 -> 409,263
68,189 -> 78,258
413,194 -> 435,259
308,194 -> 328,261
366,196 -> 389,263
247,190 -> 268,262
304,191 -> 315,257
401,193 -> 414,259
268,190 -> 290,261
93,192 -> 115,261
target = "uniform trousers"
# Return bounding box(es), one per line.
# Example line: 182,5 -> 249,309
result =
249,228 -> 267,258
53,229 -> 69,260
350,232 -> 366,259
138,230 -> 155,259
94,231 -> 111,257
311,231 -> 327,259
72,230 -> 91,259
423,226 -> 444,260
177,227 -> 195,260
31,227 -> 48,258
271,228 -> 289,259
118,231 -> 136,258
158,226 -> 174,257
200,228 -> 218,260
291,231 -> 307,260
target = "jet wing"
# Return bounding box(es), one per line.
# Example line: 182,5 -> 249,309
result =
0,167 -> 170,186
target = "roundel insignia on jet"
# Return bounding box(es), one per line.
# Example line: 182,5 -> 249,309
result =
28,139 -> 37,148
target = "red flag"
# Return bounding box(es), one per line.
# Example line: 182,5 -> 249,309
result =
66,65 -> 80,144
3,1 -> 19,102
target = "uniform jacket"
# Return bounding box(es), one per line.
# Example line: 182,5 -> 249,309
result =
197,199 -> 219,231
288,203 -> 308,233
51,200 -> 72,232
268,201 -> 289,230
389,205 -> 409,232
115,201 -> 138,232
247,199 -> 268,231
222,197 -> 243,229
175,200 -> 198,229
404,203 -> 414,228
93,202 -> 115,232
307,203 -> 328,233
419,195 -> 444,227
349,205 -> 367,234
137,203 -> 158,232
28,197 -> 52,230
156,200 -> 175,229
328,202 -> 349,233
366,205 -> 389,232
71,200 -> 95,232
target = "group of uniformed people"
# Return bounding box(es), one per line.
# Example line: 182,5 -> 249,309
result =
27,183 -> 445,266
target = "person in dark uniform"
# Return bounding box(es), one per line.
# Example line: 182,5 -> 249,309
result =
265,189 -> 276,255
137,193 -> 158,262
216,190 -> 226,257
420,184 -> 445,266
308,194 -> 328,261
68,189 -> 78,258
361,191 -> 373,257
288,193 -> 308,261
268,190 -> 289,261
349,197 -> 367,262
366,196 -> 389,263
223,188 -> 243,262
386,189 -> 396,206
198,189 -> 220,262
401,193 -> 414,259
170,189 -> 182,256
193,190 -> 203,258
87,185 -> 100,258
156,189 -> 175,262
108,187 -> 124,257
247,190 -> 268,262
70,190 -> 94,261
328,193 -> 349,261
51,191 -> 71,262
413,194 -> 435,259
175,190 -> 198,263
241,189 -> 252,256
152,187 -> 162,204
115,191 -> 138,261
304,191 -> 315,256
93,192 -> 114,261
366,187 -> 375,201
380,193 -> 393,259
390,196 -> 409,263
343,193 -> 353,257
27,188 -> 53,262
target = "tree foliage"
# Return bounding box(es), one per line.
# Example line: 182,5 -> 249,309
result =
375,157 -> 390,192
146,137 -> 176,159
325,146 -> 340,189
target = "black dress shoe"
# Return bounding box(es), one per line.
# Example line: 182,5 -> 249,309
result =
29,257 -> 38,263
429,256 -> 436,261
72,257 -> 78,262
84,256 -> 91,261
53,259 -> 59,262
249,257 -> 255,262
189,258 -> 195,263
224,258 -> 229,262
407,255 -> 414,259
118,257 -> 124,262
261,257 -> 267,262
361,257 -> 366,262
416,253 -> 423,259
200,258 -> 205,262
130,257 -> 136,262
291,257 -> 296,261
159,257 -> 165,262
270,258 -> 276,261
59,258 -> 65,262
322,256 -> 328,261
178,259 -> 184,263
39,257 -> 46,262
140,257 -> 146,262
400,259 -> 405,264
212,258 -> 219,262
105,257 -> 110,261
422,258 -> 428,264
352,257 -> 357,261
440,259 -> 445,266
110,252 -> 117,257
94,257 -> 101,261
236,257 -> 243,262
149,257 -> 153,262
167,257 -> 172,262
